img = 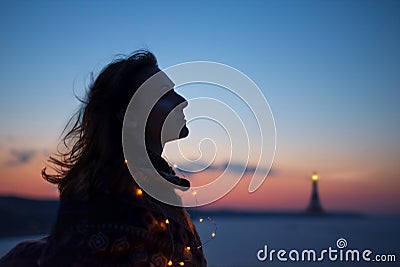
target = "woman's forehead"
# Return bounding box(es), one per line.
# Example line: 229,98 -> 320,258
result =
146,70 -> 175,93
158,71 -> 175,90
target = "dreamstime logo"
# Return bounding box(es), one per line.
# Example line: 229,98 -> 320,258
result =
336,238 -> 347,249
257,238 -> 396,263
122,62 -> 276,207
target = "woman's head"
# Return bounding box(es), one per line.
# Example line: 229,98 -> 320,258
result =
42,50 -> 187,198
82,51 -> 159,158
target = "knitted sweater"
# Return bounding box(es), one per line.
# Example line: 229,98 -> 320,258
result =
0,162 -> 207,266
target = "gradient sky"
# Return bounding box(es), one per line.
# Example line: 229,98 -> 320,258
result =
0,1 -> 399,214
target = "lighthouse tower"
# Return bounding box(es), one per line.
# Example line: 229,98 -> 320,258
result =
306,172 -> 324,213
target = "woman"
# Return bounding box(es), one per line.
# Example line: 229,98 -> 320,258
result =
0,51 -> 207,266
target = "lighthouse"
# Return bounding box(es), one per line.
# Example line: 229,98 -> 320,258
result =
306,172 -> 324,213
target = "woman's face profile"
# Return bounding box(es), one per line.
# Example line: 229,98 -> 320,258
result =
149,87 -> 189,143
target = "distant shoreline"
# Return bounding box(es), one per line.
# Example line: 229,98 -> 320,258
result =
0,195 -> 388,238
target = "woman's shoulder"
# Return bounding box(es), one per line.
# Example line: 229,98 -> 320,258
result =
0,237 -> 48,267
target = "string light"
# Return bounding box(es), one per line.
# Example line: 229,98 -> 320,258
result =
126,157 -> 218,265
197,216 -> 218,246
171,160 -> 219,248
135,188 -> 143,197
159,221 -> 167,230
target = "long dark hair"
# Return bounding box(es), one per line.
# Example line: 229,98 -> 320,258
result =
42,50 -> 159,199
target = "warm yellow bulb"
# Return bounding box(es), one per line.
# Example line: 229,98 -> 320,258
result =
211,232 -> 216,238
192,191 -> 197,196
136,188 -> 143,196
186,246 -> 191,251
167,260 -> 173,266
173,164 -> 177,168
312,172 -> 318,181
199,218 -> 203,223
179,261 -> 185,266
124,159 -> 128,164
165,219 -> 170,224
159,222 -> 166,230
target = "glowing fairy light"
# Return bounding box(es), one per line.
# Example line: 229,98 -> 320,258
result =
135,188 -> 143,196
171,163 -> 218,248
200,217 -> 218,246
160,224 -> 166,230
121,154 -> 218,266
139,159 -> 219,264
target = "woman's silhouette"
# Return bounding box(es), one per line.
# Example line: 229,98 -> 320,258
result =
0,51 -> 207,267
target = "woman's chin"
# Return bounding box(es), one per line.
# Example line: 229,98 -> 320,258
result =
163,126 -> 189,143
179,126 -> 189,139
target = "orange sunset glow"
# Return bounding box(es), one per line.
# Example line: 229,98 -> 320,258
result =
1,148 -> 399,214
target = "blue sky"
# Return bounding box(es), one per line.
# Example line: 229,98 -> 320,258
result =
0,1 -> 399,211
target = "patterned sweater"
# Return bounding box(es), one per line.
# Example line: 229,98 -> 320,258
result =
0,166 -> 207,266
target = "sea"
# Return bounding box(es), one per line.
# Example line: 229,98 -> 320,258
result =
1,215 -> 399,267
